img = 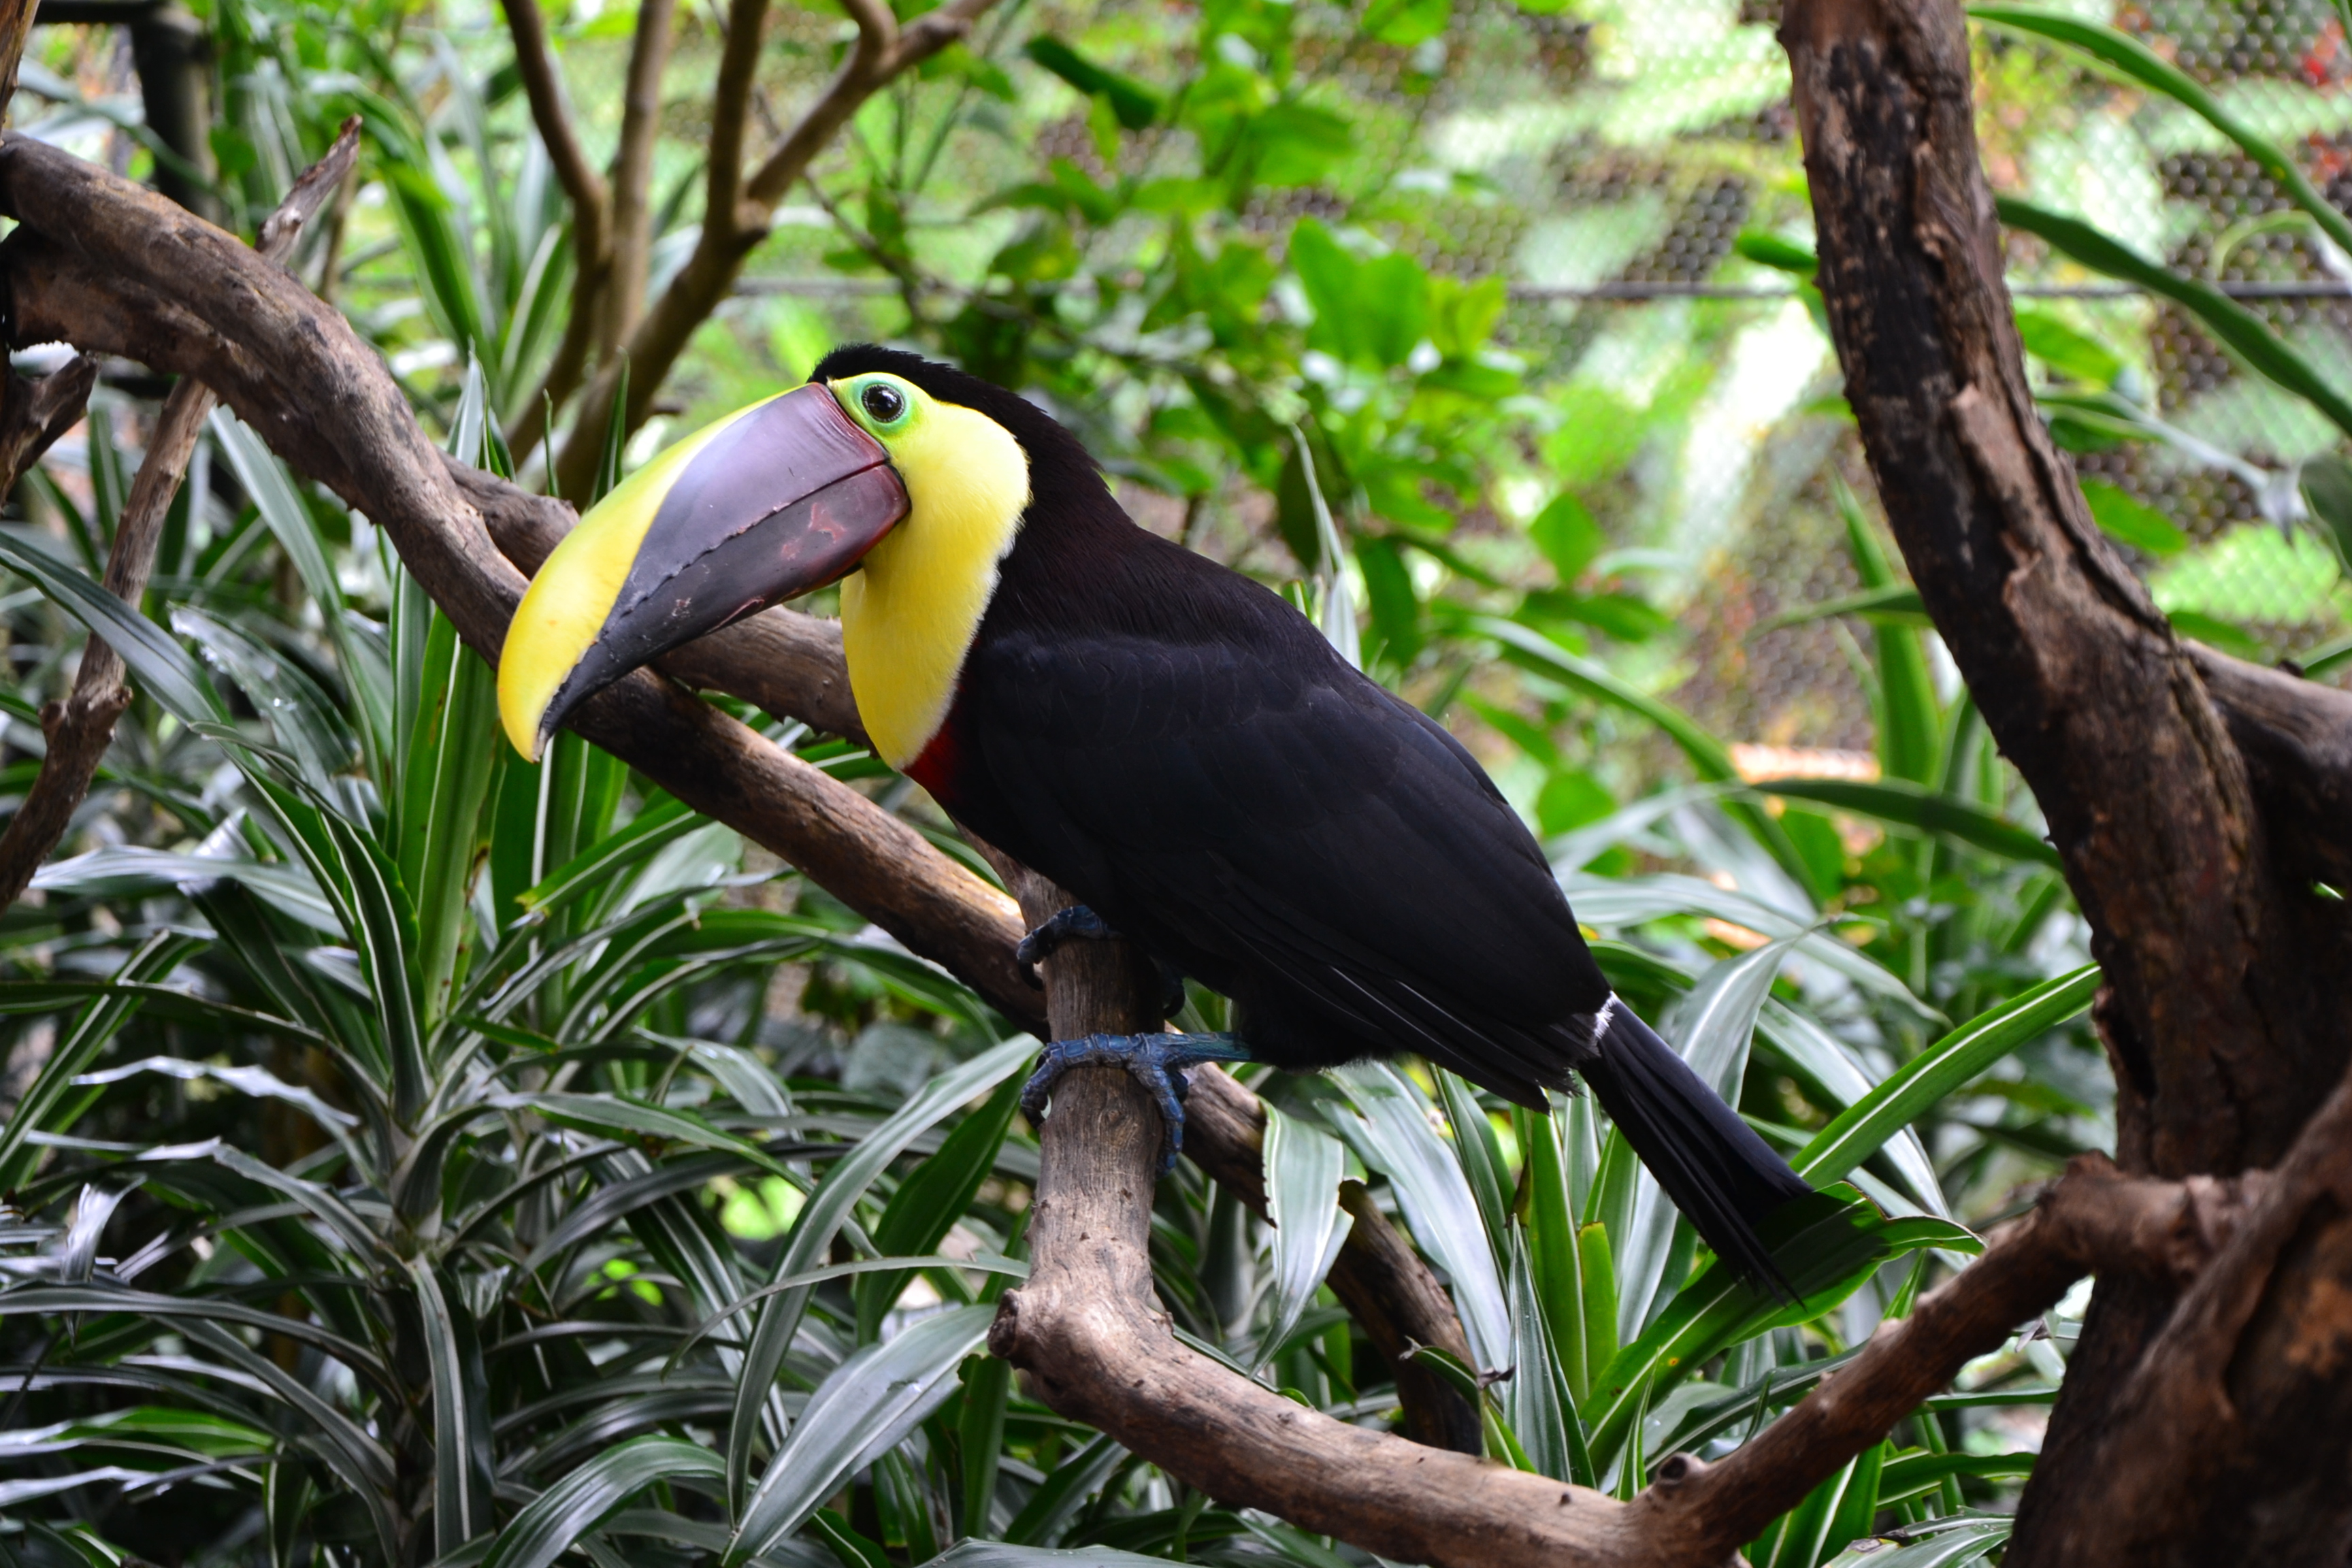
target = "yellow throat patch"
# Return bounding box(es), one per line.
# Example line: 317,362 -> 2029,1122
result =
830,376 -> 1030,769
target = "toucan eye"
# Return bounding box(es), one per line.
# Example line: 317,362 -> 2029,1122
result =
860,382 -> 907,424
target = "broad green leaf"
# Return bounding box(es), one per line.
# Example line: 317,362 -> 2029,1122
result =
1520,1099 -> 1588,1401
729,1305 -> 996,1563
2080,478 -> 2187,556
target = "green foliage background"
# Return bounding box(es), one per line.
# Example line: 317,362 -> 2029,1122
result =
8,0 -> 2351,1563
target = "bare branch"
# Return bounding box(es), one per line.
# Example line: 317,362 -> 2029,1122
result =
0,119 -> 360,912
0,355 -> 96,497
987,869 -> 1667,1568
550,0 -> 1004,498
497,0 -> 608,240
602,0 -> 677,353
2004,1064 -> 2352,1565
1650,1156 -> 2266,1558
501,0 -> 612,459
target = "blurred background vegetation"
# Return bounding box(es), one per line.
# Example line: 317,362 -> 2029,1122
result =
1,0 -> 2349,1563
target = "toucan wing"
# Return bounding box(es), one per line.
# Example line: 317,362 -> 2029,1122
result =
960,594 -> 1603,1100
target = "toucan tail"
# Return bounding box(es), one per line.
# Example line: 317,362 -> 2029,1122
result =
1575,998 -> 1815,1293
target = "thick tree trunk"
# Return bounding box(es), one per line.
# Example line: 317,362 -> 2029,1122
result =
1782,0 -> 2352,1558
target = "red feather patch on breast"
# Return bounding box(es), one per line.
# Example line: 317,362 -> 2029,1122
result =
902,698 -> 968,807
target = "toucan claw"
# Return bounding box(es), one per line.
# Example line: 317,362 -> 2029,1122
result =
1019,1031 -> 1253,1177
1015,904 -> 1114,987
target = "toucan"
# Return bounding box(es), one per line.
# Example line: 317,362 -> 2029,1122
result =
498,346 -> 1814,1284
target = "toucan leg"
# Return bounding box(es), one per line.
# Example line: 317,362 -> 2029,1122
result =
1016,904 -> 1113,987
1019,1031 -> 1254,1177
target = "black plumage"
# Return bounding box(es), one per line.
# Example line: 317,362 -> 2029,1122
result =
812,346 -> 1812,1282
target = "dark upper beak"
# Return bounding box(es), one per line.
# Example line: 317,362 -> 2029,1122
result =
499,382 -> 906,760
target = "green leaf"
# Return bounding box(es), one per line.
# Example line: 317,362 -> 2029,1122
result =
1750,584 -> 1929,635
1326,1060 -> 1509,1371
1586,1191 -> 1980,1463
1838,481 -> 1939,787
1733,230 -> 1816,276
409,1259 -> 493,1556
1362,0 -> 1450,46
2300,455 -> 2352,569
1479,617 -> 1824,899
1792,965 -> 2099,1186
480,1437 -> 724,1568
2014,307 -> 2124,389
728,1305 -> 997,1563
1260,1102 -> 1354,1368
917,1543 -> 1171,1567
1520,1100 -> 1588,1401
2165,608 -> 2267,662
1750,779 -> 2059,867
2079,478 -> 2187,556
853,1073 -> 1025,1341
1994,196 -> 2352,442
1531,493 -> 1605,585
1819,1521 -> 2010,1567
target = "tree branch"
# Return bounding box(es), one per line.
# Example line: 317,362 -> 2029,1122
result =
0,120 -> 359,911
601,0 -> 676,355
1780,0 -> 2352,1554
549,0 -> 1000,499
500,0 -> 610,457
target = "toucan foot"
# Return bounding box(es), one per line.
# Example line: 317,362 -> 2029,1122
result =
1016,904 -> 1114,988
1020,1032 -> 1253,1177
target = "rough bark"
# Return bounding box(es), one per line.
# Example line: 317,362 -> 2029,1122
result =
0,120 -> 357,911
1782,0 -> 2352,1558
986,857 -> 2281,1565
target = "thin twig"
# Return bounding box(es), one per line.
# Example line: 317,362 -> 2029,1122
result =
501,0 -> 612,460
0,120 -> 361,912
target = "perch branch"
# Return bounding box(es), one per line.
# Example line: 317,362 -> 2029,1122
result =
0,120 -> 359,912
549,0 -> 1001,498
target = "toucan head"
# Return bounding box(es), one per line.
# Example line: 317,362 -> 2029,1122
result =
498,347 -> 1047,764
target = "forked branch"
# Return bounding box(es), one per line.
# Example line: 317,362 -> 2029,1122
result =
548,0 -> 1002,497
0,120 -> 360,913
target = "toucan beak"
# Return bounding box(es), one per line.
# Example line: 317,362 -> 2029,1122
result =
498,383 -> 906,761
